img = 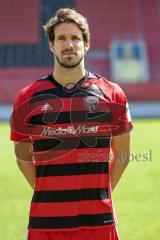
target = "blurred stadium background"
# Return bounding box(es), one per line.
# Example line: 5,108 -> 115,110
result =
0,0 -> 160,119
0,1 -> 160,240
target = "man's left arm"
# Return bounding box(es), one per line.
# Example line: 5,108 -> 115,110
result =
110,133 -> 131,191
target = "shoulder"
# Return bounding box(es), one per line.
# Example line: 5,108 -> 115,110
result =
14,74 -> 53,107
88,72 -> 127,103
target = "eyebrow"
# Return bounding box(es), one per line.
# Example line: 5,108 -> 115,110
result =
56,33 -> 82,38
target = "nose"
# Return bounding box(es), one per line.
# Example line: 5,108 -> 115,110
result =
65,39 -> 73,48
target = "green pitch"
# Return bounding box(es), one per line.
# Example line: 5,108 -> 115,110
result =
0,119 -> 160,240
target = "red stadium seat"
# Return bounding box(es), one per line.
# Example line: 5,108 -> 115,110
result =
0,0 -> 40,44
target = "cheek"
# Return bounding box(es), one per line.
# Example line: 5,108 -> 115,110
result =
76,43 -> 85,52
54,42 -> 64,51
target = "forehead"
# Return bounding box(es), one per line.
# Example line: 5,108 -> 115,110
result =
54,22 -> 83,37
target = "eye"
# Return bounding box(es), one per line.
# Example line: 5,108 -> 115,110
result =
72,36 -> 81,41
57,36 -> 65,40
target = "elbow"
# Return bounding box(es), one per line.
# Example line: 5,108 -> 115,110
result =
16,159 -> 21,168
16,158 -> 24,169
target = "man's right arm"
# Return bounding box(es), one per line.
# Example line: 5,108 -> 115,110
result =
14,142 -> 36,190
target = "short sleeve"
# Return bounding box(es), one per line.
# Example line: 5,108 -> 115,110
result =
110,83 -> 133,136
10,91 -> 31,142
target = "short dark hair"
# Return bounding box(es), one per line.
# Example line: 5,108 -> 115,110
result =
43,8 -> 90,43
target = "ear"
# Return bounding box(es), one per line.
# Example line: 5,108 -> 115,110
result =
84,40 -> 90,54
48,41 -> 54,53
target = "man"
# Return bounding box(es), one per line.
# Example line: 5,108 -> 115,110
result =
10,8 -> 133,240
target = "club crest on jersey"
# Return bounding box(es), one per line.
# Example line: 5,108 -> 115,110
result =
83,96 -> 99,112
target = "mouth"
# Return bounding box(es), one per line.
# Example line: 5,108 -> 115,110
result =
62,52 -> 76,56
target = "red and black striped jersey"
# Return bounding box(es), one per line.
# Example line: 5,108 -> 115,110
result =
10,71 -> 133,231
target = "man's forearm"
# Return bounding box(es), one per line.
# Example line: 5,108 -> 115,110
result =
110,133 -> 131,191
110,156 -> 129,191
17,160 -> 36,190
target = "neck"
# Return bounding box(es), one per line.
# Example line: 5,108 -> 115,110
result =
53,61 -> 86,88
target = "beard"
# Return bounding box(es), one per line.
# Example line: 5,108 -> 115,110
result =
55,54 -> 83,68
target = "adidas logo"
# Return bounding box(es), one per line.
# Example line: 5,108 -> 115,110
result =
41,103 -> 53,111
